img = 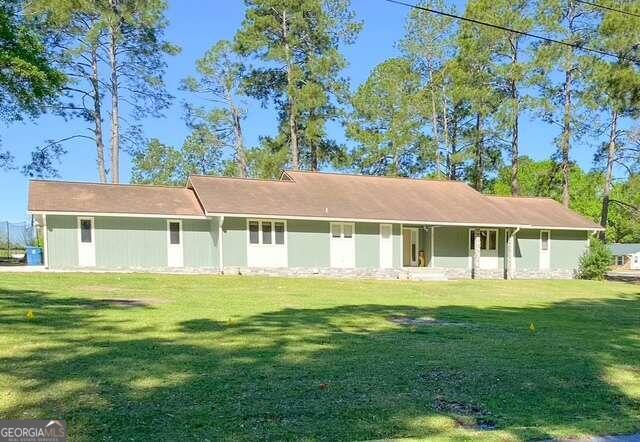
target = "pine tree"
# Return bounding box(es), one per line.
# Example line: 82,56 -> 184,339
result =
235,0 -> 360,170
347,58 -> 428,177
182,40 -> 249,178
532,0 -> 599,206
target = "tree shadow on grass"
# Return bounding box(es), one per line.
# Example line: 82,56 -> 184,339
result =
0,289 -> 638,440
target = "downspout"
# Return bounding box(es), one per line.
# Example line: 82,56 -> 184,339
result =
430,226 -> 436,268
508,227 -> 520,279
42,214 -> 48,268
218,215 -> 225,274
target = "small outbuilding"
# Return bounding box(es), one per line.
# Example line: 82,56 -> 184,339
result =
609,243 -> 640,270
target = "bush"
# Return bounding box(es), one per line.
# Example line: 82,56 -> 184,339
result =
578,238 -> 612,280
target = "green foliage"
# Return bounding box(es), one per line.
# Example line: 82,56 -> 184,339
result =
578,238 -> 612,280
235,0 -> 361,169
0,0 -> 65,170
347,58 -> 429,176
491,157 -> 602,221
182,40 -> 249,177
130,130 -> 225,185
0,0 -> 65,122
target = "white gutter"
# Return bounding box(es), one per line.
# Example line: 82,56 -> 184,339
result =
42,214 -> 48,268
203,211 -> 604,231
28,210 -> 207,220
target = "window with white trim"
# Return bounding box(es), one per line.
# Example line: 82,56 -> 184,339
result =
469,229 -> 497,251
541,231 -> 550,251
248,220 -> 285,245
614,255 -> 624,266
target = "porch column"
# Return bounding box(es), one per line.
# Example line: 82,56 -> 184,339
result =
472,228 -> 481,279
506,229 -> 514,280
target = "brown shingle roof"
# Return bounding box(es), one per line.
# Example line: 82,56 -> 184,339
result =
188,171 -> 602,230
29,180 -> 205,217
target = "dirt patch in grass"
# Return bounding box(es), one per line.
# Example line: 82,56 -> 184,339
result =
433,395 -> 497,431
91,298 -> 170,308
389,316 -> 453,326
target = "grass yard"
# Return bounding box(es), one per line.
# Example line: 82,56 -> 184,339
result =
0,274 -> 639,441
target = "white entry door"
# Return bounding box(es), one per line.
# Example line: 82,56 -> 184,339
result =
167,220 -> 184,267
402,228 -> 419,267
539,230 -> 550,270
380,224 -> 393,268
77,217 -> 95,267
330,223 -> 355,268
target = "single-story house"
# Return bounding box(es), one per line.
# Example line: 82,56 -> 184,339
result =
28,171 -> 603,279
609,243 -> 640,270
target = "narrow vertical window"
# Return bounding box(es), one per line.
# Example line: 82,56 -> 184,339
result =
343,224 -> 353,238
169,221 -> 180,245
332,223 -> 341,238
541,231 -> 549,251
262,222 -> 272,244
80,219 -> 92,243
488,230 -> 497,250
249,221 -> 259,244
480,230 -> 488,250
274,222 -> 285,245
470,230 -> 475,250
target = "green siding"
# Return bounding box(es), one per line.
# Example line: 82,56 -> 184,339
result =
94,217 -> 166,268
515,229 -> 540,270
433,226 -> 469,269
47,215 -> 215,268
182,219 -> 216,268
288,220 -> 330,267
551,230 -> 588,270
46,215 -> 78,268
355,223 -> 379,268
221,217 -> 246,266
210,217 -> 220,268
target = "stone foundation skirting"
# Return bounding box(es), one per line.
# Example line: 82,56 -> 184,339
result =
40,265 -> 575,280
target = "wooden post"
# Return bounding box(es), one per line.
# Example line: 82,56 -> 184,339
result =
506,229 -> 513,280
472,228 -> 481,279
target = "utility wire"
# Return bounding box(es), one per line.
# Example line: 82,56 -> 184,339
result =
574,0 -> 640,19
383,0 -> 640,65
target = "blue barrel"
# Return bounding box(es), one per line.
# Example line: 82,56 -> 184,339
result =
25,246 -> 43,266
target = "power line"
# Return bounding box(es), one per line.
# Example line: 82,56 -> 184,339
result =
383,0 -> 640,65
574,0 -> 640,19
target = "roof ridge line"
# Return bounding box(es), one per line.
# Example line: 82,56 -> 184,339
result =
284,169 -> 469,184
189,174 -> 294,183
30,179 -> 189,190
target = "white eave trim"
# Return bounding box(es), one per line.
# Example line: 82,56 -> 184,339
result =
28,210 -> 208,220
202,211 -> 604,231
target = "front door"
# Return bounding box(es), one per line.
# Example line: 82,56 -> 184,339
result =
330,223 -> 355,268
77,217 -> 95,267
167,220 -> 184,267
380,224 -> 393,269
402,228 -> 418,267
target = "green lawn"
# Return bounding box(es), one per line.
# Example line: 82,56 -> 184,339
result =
0,274 -> 638,441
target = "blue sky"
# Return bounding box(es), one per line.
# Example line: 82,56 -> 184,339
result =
1,0 -> 597,221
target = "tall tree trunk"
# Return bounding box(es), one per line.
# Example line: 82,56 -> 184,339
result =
599,109 -> 618,240
282,9 -> 299,170
90,46 -> 107,183
560,67 -> 573,207
428,69 -> 440,178
510,35 -> 520,196
442,91 -> 454,180
310,144 -> 318,171
474,113 -> 484,192
230,102 -> 248,178
108,2 -> 120,184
